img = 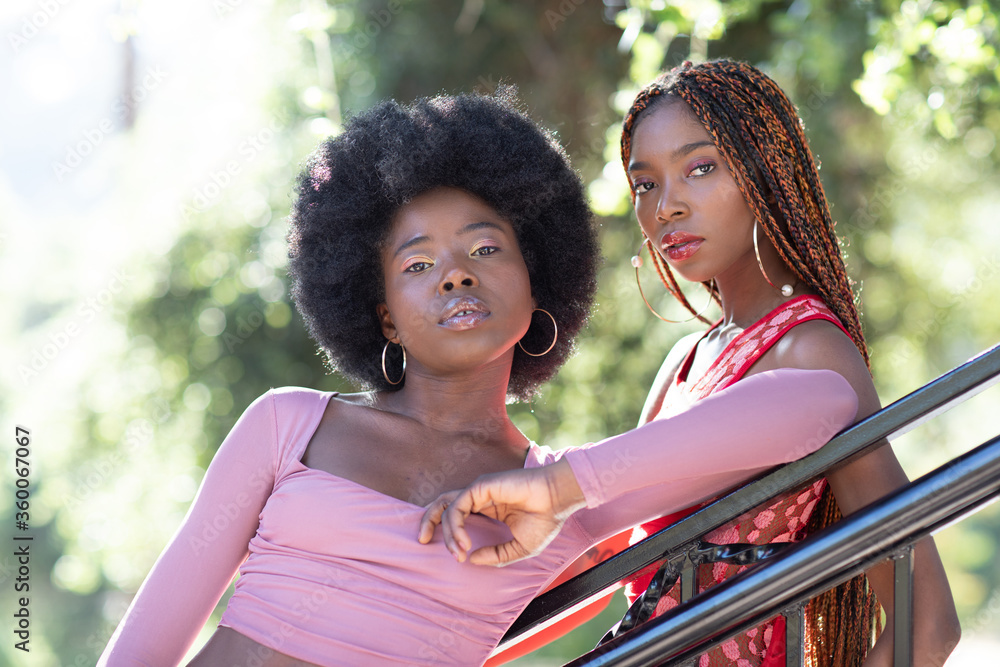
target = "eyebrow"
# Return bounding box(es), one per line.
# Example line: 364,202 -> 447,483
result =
628,140 -> 717,174
392,220 -> 507,258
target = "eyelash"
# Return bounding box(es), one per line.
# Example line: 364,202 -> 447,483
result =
472,244 -> 499,256
633,180 -> 654,195
631,161 -> 716,195
689,161 -> 715,177
402,245 -> 500,273
404,261 -> 432,273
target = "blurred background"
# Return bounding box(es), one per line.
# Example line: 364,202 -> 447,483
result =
1,0 -> 999,664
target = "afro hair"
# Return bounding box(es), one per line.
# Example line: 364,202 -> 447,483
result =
287,88 -> 600,400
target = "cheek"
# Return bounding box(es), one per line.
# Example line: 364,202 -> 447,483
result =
633,200 -> 659,238
383,283 -> 427,338
715,182 -> 755,225
508,263 -> 534,317
513,269 -> 533,307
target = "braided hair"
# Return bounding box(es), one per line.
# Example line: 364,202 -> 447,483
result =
621,60 -> 880,666
621,59 -> 868,368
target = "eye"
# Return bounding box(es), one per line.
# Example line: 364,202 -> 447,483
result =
472,244 -> 500,257
403,260 -> 433,273
632,180 -> 655,195
689,161 -> 715,177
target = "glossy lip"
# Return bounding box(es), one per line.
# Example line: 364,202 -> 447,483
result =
660,231 -> 704,262
438,295 -> 491,330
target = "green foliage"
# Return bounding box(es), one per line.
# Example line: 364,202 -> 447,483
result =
7,1 -> 999,664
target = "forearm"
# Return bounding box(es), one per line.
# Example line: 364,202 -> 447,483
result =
99,543 -> 240,666
565,369 -> 856,512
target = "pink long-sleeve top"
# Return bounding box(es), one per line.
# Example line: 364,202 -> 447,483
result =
99,368 -> 856,666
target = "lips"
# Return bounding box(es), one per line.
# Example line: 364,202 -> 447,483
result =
660,231 -> 704,262
438,296 -> 491,330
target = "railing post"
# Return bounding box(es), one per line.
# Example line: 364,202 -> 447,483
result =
678,550 -> 698,667
680,551 -> 697,603
893,546 -> 914,667
784,603 -> 805,667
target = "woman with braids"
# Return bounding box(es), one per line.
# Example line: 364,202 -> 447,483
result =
612,59 -> 961,666
439,60 -> 960,666
98,89 -> 860,666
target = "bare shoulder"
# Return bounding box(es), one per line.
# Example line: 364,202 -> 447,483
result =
639,330 -> 704,424
329,390 -> 378,406
753,319 -> 881,419
315,390 -> 383,428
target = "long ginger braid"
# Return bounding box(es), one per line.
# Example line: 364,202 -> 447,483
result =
621,59 -> 879,666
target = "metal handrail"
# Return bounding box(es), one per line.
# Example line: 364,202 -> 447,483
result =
565,433 -> 1000,666
500,343 -> 1000,646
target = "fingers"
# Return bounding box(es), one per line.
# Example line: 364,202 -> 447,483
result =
418,490 -> 476,562
469,540 -> 530,567
422,482 -> 494,563
440,488 -> 478,562
417,491 -> 460,544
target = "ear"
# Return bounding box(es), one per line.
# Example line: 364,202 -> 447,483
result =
376,303 -> 399,343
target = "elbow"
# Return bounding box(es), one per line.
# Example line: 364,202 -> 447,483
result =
935,612 -> 963,660
934,589 -> 963,656
827,370 -> 860,430
914,606 -> 962,665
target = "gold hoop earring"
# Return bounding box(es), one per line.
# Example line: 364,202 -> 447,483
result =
631,240 -> 715,323
381,340 -> 406,385
518,308 -> 558,357
753,222 -> 795,297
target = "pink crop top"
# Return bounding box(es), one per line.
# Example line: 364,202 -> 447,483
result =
98,369 -> 856,666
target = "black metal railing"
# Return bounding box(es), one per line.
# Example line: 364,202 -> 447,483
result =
568,433 -> 1000,666
498,343 -> 1000,665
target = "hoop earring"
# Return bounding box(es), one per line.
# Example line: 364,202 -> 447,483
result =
631,240 -> 715,323
381,340 -> 406,385
753,222 -> 795,297
517,308 -> 558,357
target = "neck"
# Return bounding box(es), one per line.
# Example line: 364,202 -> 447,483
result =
378,355 -> 522,442
714,249 -> 800,329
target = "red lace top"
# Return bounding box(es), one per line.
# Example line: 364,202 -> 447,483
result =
624,295 -> 850,666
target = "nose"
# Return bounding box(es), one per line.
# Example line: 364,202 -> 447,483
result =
438,262 -> 479,294
655,182 -> 688,223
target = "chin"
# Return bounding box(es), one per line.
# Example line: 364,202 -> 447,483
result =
669,267 -> 714,285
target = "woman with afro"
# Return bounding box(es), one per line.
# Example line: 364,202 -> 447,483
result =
99,88 -> 859,666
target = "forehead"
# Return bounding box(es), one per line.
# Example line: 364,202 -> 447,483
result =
630,98 -> 713,155
387,187 -> 511,238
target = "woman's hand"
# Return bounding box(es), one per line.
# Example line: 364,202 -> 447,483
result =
417,459 -> 587,566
